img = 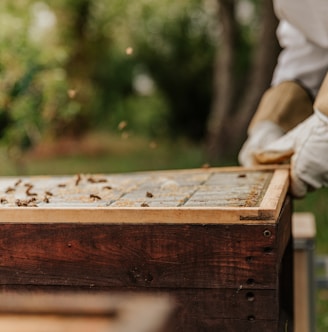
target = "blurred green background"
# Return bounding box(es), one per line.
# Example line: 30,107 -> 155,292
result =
0,0 -> 218,171
0,0 -> 328,330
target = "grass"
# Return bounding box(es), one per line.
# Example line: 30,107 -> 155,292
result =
294,190 -> 328,332
294,190 -> 328,254
1,131 -> 328,330
0,132 -> 210,176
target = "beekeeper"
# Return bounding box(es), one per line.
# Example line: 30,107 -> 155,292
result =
238,0 -> 328,198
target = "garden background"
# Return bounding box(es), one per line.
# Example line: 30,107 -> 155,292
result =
1,1 -> 328,329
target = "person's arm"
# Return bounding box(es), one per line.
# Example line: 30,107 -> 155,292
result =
239,12 -> 328,173
254,73 -> 328,197
238,80 -> 313,166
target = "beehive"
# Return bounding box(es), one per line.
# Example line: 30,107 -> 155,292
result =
0,166 -> 293,331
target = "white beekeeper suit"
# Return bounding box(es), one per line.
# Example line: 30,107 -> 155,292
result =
239,0 -> 328,197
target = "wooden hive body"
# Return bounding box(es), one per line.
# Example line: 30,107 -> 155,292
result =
0,167 -> 293,331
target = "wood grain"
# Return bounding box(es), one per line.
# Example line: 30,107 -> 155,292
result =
0,166 -> 292,331
0,222 -> 281,289
0,167 -> 289,224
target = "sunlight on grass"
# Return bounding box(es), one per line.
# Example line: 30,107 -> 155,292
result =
0,132 -> 214,176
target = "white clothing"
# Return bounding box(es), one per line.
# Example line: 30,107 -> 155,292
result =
274,0 -> 328,48
254,110 -> 328,198
272,0 -> 328,96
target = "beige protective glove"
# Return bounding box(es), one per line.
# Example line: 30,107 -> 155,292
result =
238,121 -> 284,166
254,74 -> 328,198
255,110 -> 328,197
238,81 -> 313,167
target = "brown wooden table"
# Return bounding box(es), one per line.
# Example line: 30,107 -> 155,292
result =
0,166 -> 293,331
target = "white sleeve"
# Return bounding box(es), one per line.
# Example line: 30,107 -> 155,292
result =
272,0 -> 328,97
273,0 -> 328,48
271,21 -> 328,97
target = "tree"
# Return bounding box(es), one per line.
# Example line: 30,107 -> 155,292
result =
50,0 -> 100,136
133,3 -> 217,140
205,0 -> 280,162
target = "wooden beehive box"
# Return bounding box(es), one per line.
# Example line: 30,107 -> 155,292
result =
0,166 -> 293,331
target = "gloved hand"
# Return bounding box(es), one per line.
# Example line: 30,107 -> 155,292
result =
239,81 -> 313,167
255,110 -> 328,198
238,121 -> 284,167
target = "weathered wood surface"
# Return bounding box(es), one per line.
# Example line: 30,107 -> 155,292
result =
0,221 -> 285,289
0,166 -> 289,223
0,166 -> 292,331
0,197 -> 293,331
0,292 -> 173,332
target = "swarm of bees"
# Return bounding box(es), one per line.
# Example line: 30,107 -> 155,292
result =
0,170 -> 250,209
0,174 -> 154,208
0,174 -> 114,208
2,181 -> 52,207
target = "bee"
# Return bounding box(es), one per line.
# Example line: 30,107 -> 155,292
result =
15,198 -> 37,207
90,194 -> 101,201
75,174 -> 82,186
103,186 -> 112,190
26,187 -> 37,196
5,187 -> 15,194
0,197 -> 8,204
25,184 -> 37,196
14,179 -> 22,187
87,177 -> 107,184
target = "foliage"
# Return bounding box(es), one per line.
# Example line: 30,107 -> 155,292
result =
0,0 -> 219,164
0,1 -> 69,159
131,0 -> 218,140
0,133 -> 207,176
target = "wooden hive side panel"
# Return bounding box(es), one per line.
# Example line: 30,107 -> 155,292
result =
0,199 -> 292,291
0,222 -> 279,290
